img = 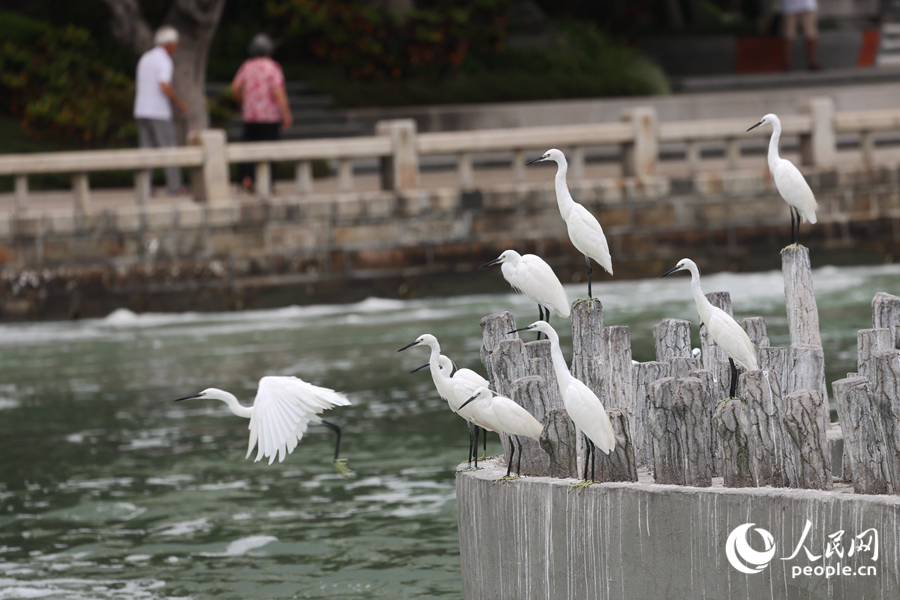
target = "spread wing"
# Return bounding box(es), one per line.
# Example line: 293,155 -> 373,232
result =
247,376 -> 350,465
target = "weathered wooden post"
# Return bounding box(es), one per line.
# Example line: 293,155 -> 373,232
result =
737,370 -> 796,488
782,389 -> 832,489
648,376 -> 713,486
571,299 -> 604,393
632,361 -> 668,465
596,410 -> 638,482
781,245 -> 827,404
715,397 -> 753,487
653,318 -> 691,361
872,292 -> 900,348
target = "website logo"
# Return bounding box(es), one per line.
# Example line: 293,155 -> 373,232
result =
725,523 -> 776,574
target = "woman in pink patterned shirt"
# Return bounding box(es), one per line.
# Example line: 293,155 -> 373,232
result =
231,34 -> 293,192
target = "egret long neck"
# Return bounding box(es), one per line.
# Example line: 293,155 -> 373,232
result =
545,331 -> 573,390
219,392 -> 253,419
767,120 -> 782,173
689,267 -> 714,329
554,159 -> 575,220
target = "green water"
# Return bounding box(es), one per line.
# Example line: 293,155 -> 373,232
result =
0,263 -> 897,599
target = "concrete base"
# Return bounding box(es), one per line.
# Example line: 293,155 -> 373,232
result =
457,460 -> 899,600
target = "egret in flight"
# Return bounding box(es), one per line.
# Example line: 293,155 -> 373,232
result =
747,114 -> 818,247
526,149 -> 612,298
399,334 -> 497,468
459,387 -> 543,480
175,376 -> 351,476
509,320 -> 615,488
661,258 -> 758,399
481,249 -> 570,337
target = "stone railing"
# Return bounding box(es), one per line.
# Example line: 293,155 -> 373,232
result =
3,97 -> 900,212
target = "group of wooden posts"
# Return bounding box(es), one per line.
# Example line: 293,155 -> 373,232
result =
478,246 -> 900,495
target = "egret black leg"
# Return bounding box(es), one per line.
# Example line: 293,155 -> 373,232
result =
321,420 -> 342,461
482,425 -> 487,458
789,206 -> 796,245
591,440 -> 596,482
536,306 -> 544,340
729,358 -> 738,399
582,434 -> 592,481
515,436 -> 523,475
467,422 -> 475,466
473,425 -> 480,468
506,438 -> 515,478
585,255 -> 593,298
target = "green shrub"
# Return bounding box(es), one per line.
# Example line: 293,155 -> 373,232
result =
0,13 -> 135,149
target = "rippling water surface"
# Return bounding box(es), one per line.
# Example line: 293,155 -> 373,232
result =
0,263 -> 898,599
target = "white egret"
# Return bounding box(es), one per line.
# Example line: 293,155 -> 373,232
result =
410,354 -> 493,461
398,335 -> 497,467
661,258 -> 758,399
480,249 -> 570,337
747,114 -> 818,246
509,320 -> 615,488
526,149 -> 612,298
459,387 -> 543,480
174,376 -> 351,475
692,347 -> 702,360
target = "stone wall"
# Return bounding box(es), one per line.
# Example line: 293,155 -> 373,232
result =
1,164 -> 899,320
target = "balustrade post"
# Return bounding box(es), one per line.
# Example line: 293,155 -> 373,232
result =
189,129 -> 229,204
800,97 -> 836,167
376,119 -> 419,191
621,106 -> 657,177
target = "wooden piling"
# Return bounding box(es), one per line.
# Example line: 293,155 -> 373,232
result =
782,390 -> 833,490
653,318 -> 691,361
715,397 -> 753,487
632,361 -> 668,465
594,409 -> 638,482
872,292 -> 900,348
738,370 -> 795,488
648,377 -> 713,487
781,245 -> 827,402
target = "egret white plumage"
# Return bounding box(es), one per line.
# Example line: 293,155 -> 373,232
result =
747,114 -> 818,246
459,387 -> 543,480
480,249 -> 570,335
661,258 -> 758,399
526,149 -> 612,298
174,376 -> 351,475
508,320 -> 615,487
398,334 -> 497,467
410,354 -> 493,460
692,347 -> 702,360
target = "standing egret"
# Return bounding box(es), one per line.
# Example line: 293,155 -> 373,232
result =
747,114 -> 818,246
508,320 -> 615,488
398,335 -> 498,468
526,149 -> 612,298
692,347 -> 702,360
480,249 -> 570,336
661,258 -> 758,399
458,387 -> 543,480
411,354 -> 492,460
174,376 -> 351,476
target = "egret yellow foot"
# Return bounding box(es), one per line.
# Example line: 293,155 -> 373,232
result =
334,458 -> 353,479
457,466 -> 483,473
780,243 -> 805,253
716,396 -> 738,406
494,474 -> 520,483
569,479 -> 594,493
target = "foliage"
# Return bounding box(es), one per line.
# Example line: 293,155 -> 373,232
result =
266,0 -> 509,80
0,13 -> 135,148
288,19 -> 669,107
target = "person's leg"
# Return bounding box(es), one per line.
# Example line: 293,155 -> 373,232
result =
801,11 -> 820,70
782,12 -> 798,71
240,122 -> 272,188
150,119 -> 183,195
261,122 -> 281,189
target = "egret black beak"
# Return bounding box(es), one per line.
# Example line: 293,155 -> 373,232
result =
480,257 -> 502,269
459,393 -> 478,411
508,325 -> 535,335
525,156 -> 545,165
746,121 -> 763,132
174,392 -> 203,402
397,340 -> 420,352
661,265 -> 681,278
410,362 -> 430,374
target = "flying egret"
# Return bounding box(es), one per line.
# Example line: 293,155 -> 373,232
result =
508,320 -> 615,488
480,249 -> 570,337
174,376 -> 351,475
411,354 -> 493,460
746,114 -> 818,247
526,149 -> 612,298
459,387 -> 543,480
661,258 -> 758,399
398,335 -> 497,468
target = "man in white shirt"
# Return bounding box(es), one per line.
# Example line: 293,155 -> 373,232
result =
134,26 -> 188,195
781,0 -> 821,71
